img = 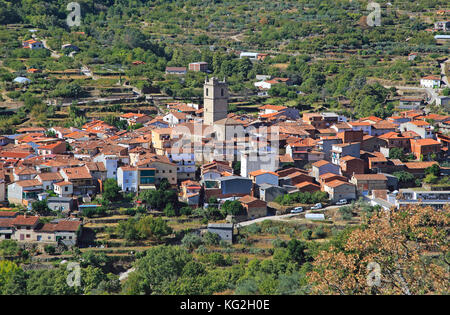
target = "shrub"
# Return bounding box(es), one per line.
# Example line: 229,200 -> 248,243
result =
313,225 -> 327,239
117,215 -> 172,241
238,237 -> 251,246
267,226 -> 280,235
181,233 -> 203,251
195,245 -> 208,255
339,206 -> 353,220
120,208 -> 136,216
44,245 -> 56,255
179,206 -> 192,216
0,240 -> 20,257
163,203 -> 177,217
207,252 -> 229,266
203,232 -> 220,246
219,240 -> 231,248
272,238 -> 286,248
136,206 -> 147,214
275,190 -> 328,205
302,229 -> 313,240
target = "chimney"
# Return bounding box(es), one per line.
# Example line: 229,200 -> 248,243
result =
251,182 -> 257,197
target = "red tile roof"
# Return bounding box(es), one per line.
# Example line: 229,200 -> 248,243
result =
0,218 -> 13,228
249,169 -> 279,177
12,215 -> 39,226
325,180 -> 353,188
404,161 -> 438,169
54,220 -> 81,232
0,211 -> 18,218
422,75 -> 441,80
312,160 -> 330,167
352,174 -> 387,181
62,166 -> 92,180
15,179 -> 41,187
295,182 -> 320,189
412,138 -> 440,146
258,104 -> 287,111
0,152 -> 31,159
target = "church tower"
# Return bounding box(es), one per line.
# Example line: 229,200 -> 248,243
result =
203,77 -> 228,126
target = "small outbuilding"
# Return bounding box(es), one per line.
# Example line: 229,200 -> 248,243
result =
13,77 -> 31,84
207,223 -> 234,243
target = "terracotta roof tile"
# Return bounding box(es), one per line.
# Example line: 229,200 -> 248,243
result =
12,215 -> 39,226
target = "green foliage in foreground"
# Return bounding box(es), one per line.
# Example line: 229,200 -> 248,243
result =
117,215 -> 173,241
122,243 -> 312,295
0,257 -> 120,295
275,191 -> 328,206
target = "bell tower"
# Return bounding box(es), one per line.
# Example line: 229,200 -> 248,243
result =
203,77 -> 228,126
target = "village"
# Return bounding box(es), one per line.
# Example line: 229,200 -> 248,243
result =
0,69 -> 449,252
0,1 -> 449,296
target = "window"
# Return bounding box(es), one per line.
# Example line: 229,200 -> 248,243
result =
206,88 -> 208,96
65,187 -> 68,192
221,88 -> 224,96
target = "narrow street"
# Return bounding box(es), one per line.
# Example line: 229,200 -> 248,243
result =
236,205 -> 342,228
441,60 -> 449,87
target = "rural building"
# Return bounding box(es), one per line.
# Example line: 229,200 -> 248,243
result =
189,62 -> 208,72
207,223 -> 233,243
350,174 -> 388,195
323,180 -> 356,202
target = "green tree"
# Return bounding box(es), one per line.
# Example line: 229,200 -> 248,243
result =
181,233 -> 203,251
393,171 -> 416,188
103,179 -> 121,203
117,216 -> 172,241
0,240 -> 19,257
286,239 -> 308,265
203,232 -> 220,246
80,251 -> 110,269
32,200 -> 51,216
123,245 -> 193,295
423,174 -> 438,184
221,200 -> 244,216
389,147 -> 407,161
424,164 -> 440,177
44,245 -> 56,255
0,261 -> 22,294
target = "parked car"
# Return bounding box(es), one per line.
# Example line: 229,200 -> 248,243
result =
290,206 -> 304,213
310,203 -> 323,210
336,199 -> 347,205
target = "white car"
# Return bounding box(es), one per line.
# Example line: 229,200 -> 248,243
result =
290,207 -> 304,214
336,199 -> 347,205
310,203 -> 323,210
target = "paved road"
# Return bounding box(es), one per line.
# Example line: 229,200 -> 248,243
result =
81,65 -> 99,80
441,60 -> 449,87
41,39 -> 61,58
236,205 -> 342,228
384,85 -> 440,105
